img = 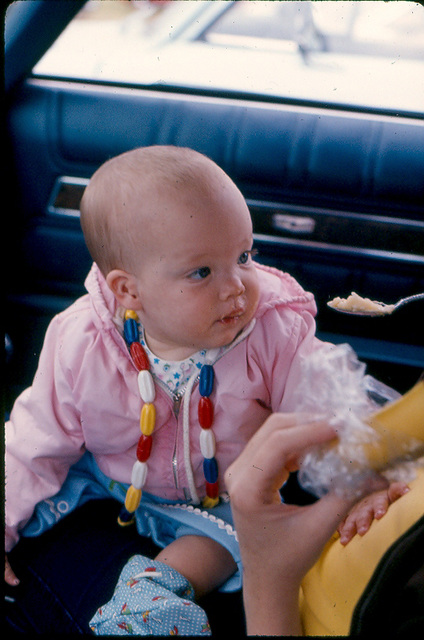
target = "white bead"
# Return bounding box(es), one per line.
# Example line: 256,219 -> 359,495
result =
137,370 -> 155,403
131,461 -> 148,489
200,429 -> 216,459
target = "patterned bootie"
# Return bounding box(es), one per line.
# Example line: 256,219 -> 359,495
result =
89,555 -> 211,636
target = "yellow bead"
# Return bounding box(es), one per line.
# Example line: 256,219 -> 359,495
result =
117,515 -> 134,527
124,485 -> 142,513
140,403 -> 156,436
125,310 -> 139,321
202,495 -> 220,509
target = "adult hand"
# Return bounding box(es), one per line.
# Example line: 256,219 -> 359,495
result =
225,413 -> 381,636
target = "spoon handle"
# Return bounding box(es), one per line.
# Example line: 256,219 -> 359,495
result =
397,292 -> 424,309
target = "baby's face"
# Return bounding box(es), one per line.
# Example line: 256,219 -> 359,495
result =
132,176 -> 260,360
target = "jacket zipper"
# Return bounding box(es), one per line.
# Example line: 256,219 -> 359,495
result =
171,390 -> 183,489
153,377 -> 196,491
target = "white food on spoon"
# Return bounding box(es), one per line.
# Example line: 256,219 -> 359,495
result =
327,292 -> 395,315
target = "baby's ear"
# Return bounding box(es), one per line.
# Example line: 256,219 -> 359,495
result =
106,269 -> 142,310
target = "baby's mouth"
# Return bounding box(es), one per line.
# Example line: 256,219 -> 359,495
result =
219,308 -> 245,324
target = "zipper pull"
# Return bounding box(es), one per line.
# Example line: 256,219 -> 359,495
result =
173,392 -> 183,418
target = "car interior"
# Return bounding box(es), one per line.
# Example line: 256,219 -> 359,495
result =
5,1 -> 423,415
4,0 -> 424,633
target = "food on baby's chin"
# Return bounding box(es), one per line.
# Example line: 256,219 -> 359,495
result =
327,292 -> 395,315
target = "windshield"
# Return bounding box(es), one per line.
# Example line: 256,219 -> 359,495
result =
33,0 -> 424,114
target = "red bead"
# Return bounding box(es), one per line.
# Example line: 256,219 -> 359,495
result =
198,396 -> 214,429
136,434 -> 153,462
130,342 -> 150,371
205,481 -> 219,499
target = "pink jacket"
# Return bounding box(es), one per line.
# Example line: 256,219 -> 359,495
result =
6,262 -> 320,551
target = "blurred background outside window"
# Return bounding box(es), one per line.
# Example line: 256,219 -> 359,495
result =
32,0 -> 424,113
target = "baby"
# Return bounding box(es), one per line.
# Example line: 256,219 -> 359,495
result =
5,146 -> 406,635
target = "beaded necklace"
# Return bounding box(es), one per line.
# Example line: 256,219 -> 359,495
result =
118,310 -> 220,527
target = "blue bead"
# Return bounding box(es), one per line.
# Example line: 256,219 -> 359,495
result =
118,506 -> 135,526
199,364 -> 214,397
124,318 -> 139,345
203,457 -> 218,484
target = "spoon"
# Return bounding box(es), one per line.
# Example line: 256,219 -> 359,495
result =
327,292 -> 424,317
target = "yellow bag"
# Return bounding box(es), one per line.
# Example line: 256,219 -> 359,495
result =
300,380 -> 424,635
300,468 -> 423,635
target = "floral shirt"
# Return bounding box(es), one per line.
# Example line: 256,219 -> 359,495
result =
140,330 -> 214,394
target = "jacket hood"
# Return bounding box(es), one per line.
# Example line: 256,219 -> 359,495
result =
253,262 -> 316,318
84,263 -> 118,331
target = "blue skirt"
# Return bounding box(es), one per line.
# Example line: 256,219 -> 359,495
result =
22,452 -> 241,592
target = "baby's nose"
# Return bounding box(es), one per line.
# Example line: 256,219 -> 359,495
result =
219,273 -> 245,300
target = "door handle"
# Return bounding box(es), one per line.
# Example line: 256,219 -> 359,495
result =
272,213 -> 316,235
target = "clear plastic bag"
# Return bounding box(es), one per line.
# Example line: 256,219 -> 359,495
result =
294,343 -> 423,498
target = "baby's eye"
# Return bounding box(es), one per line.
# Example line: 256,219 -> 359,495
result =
189,266 -> 211,280
238,251 -> 251,265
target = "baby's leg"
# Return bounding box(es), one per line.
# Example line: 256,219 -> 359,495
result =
155,535 -> 237,599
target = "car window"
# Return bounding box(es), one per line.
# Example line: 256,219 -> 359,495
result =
202,1 -> 423,58
32,0 -> 424,114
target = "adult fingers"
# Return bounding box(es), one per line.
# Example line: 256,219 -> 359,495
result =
226,414 -> 337,509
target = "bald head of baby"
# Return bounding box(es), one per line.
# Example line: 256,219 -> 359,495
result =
80,145 -> 239,277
